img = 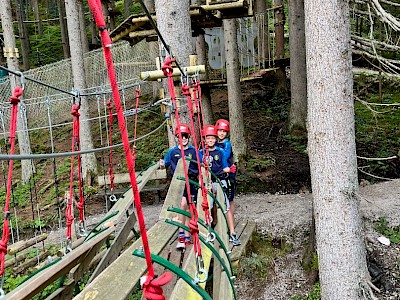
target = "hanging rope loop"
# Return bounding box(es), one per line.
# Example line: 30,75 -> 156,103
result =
161,57 -> 174,77
142,272 -> 172,300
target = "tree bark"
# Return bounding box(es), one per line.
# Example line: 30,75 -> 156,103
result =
195,32 -> 214,125
77,0 -> 89,54
155,0 -> 194,147
124,0 -> 132,18
0,0 -> 35,183
144,0 -> 162,100
16,0 -> 30,71
32,0 -> 43,35
65,0 -> 98,181
288,0 -> 307,132
224,19 -> 246,160
305,0 -> 373,298
58,0 -> 71,58
273,0 -> 287,95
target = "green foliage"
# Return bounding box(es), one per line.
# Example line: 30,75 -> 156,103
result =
374,217 -> 400,244
293,282 -> 321,300
238,232 -> 293,281
283,134 -> 307,154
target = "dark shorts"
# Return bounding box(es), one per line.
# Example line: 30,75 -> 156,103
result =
226,173 -> 236,201
183,174 -> 198,204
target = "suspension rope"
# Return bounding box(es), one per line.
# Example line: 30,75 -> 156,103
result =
88,1 -> 171,298
181,83 -> 211,226
131,87 -> 141,169
0,86 -> 23,277
162,57 -> 204,279
106,99 -> 115,195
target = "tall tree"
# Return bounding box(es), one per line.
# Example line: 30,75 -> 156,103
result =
32,0 -> 43,35
288,0 -> 307,132
77,0 -> 89,53
154,0 -> 194,146
16,0 -> 30,70
144,0 -> 162,100
305,0 -> 375,298
65,0 -> 98,181
224,19 -> 246,160
58,0 -> 71,58
192,0 -> 214,125
273,0 -> 287,94
0,0 -> 35,183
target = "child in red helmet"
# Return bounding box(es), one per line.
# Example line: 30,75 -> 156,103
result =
199,125 -> 241,245
162,124 -> 199,249
215,119 -> 240,246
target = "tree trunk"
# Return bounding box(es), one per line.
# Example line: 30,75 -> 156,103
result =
124,0 -> 132,18
16,0 -> 30,71
65,0 -> 97,181
0,0 -> 35,183
273,0 -> 287,95
155,0 -> 194,147
32,0 -> 43,35
58,0 -> 71,58
305,0 -> 374,298
144,0 -> 162,100
195,33 -> 214,125
224,19 -> 246,161
77,0 -> 89,54
288,0 -> 307,132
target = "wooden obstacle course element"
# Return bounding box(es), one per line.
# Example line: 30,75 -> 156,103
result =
97,168 -> 166,186
74,162 -> 185,300
229,220 -> 256,267
203,0 -> 253,18
140,65 -> 206,81
4,227 -> 114,300
12,250 -> 50,275
8,233 -> 47,255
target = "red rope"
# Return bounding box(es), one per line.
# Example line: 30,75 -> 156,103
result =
181,84 -> 211,225
0,86 -> 23,275
162,58 -> 202,258
88,1 -> 170,296
107,99 -> 115,192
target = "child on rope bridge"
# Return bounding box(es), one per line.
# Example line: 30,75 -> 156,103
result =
199,125 -> 241,246
161,124 -> 199,249
215,119 -> 241,245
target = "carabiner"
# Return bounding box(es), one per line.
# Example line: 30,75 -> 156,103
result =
64,239 -> 73,255
109,194 -> 117,202
206,232 -> 216,243
78,221 -> 88,237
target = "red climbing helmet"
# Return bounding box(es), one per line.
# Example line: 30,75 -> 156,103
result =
215,119 -> 230,132
202,125 -> 217,137
174,124 -> 191,136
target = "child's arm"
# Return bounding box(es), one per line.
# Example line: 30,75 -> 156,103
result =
220,148 -> 230,173
224,140 -> 232,158
164,148 -> 172,168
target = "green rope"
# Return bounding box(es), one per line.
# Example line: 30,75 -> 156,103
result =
84,210 -> 119,242
164,219 -> 237,300
133,249 -> 212,300
18,257 -> 62,286
166,206 -> 232,273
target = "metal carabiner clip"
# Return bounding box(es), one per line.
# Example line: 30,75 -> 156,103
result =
109,194 -> 117,202
64,239 -> 73,255
206,232 -> 216,243
78,221 -> 88,237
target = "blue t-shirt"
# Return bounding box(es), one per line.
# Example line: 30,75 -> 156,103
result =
164,145 -> 199,176
216,139 -> 233,166
199,146 -> 228,176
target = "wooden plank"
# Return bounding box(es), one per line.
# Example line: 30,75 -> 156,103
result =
5,252 -> 27,268
217,248 -> 233,300
97,168 -> 166,186
140,65 -> 206,81
12,251 -> 50,274
88,211 -> 137,283
169,194 -> 213,300
230,221 -> 256,263
73,222 -> 177,300
46,239 -> 105,300
158,160 -> 185,221
5,227 -> 114,300
8,233 -> 47,255
100,164 -> 160,229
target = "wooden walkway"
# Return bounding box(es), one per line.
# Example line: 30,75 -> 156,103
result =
4,161 -> 256,300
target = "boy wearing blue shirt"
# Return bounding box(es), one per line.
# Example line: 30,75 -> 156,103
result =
215,119 -> 240,245
200,125 -> 240,246
163,124 -> 198,249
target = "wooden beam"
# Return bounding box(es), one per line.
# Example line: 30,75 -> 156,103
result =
128,29 -> 156,38
73,222 -> 177,300
8,233 -> 47,255
97,168 -> 166,186
5,227 -> 113,300
140,65 -> 206,81
12,251 -> 50,275
88,211 -> 137,283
